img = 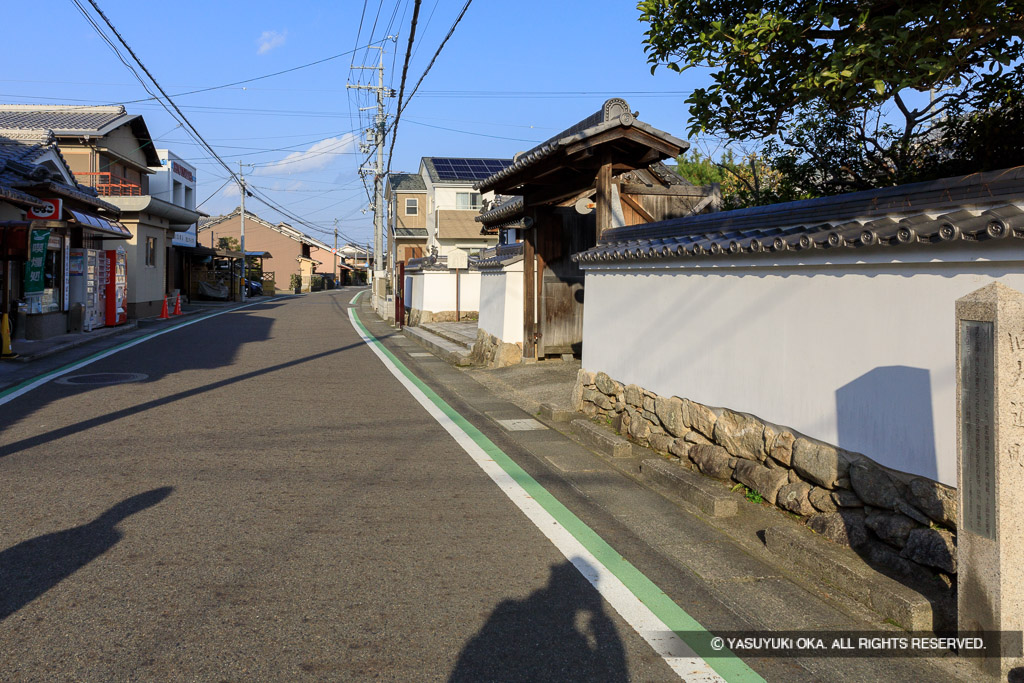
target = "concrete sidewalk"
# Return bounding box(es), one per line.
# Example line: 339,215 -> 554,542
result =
388,309 -> 970,681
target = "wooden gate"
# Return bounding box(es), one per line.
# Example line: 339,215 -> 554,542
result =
536,208 -> 595,357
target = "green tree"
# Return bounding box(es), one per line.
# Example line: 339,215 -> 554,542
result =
675,148 -> 791,208
217,236 -> 241,251
640,0 -> 1024,194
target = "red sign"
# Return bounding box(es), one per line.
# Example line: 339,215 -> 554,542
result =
27,198 -> 63,221
171,161 -> 195,182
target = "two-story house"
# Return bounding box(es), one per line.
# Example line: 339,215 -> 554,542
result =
0,105 -> 200,318
418,157 -> 510,259
198,208 -> 332,293
0,129 -> 129,342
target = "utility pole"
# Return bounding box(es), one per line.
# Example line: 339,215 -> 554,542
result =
237,161 -> 251,302
347,38 -> 396,303
333,218 -> 339,287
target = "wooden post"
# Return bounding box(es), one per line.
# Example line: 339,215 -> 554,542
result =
594,153 -> 613,240
523,218 -> 536,359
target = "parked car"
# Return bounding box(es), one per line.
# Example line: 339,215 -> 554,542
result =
244,278 -> 264,297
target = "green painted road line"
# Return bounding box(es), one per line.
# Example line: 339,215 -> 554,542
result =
350,309 -> 763,683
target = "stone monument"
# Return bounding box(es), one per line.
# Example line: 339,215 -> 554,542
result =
956,282 -> 1024,679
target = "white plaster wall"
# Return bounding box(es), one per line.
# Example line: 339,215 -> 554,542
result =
478,260 -> 524,343
581,242 -> 1024,486
411,269 -> 481,313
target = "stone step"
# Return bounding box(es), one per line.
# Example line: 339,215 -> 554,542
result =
570,418 -> 633,459
418,322 -> 476,350
638,458 -> 739,517
402,326 -> 472,366
763,525 -> 940,632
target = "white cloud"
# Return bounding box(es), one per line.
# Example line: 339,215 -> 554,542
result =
254,135 -> 358,175
257,30 -> 287,55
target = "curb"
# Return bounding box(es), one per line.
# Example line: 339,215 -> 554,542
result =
638,458 -> 739,518
763,525 -> 937,632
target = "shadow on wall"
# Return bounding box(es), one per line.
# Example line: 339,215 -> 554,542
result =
449,559 -> 628,682
835,366 -> 939,480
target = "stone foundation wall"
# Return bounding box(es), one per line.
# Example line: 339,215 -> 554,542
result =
573,369 -> 958,583
469,329 -> 522,368
406,308 -> 478,326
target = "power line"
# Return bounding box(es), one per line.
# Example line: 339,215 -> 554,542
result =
81,0 -> 239,184
385,0 -> 423,181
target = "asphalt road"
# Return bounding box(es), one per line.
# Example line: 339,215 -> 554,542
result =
0,291 -> 678,681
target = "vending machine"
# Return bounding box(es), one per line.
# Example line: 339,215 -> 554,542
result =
105,247 -> 127,326
69,248 -> 107,331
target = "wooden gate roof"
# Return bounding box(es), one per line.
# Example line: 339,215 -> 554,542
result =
473,98 -> 688,207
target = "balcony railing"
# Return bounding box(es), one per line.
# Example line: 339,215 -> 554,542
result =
75,171 -> 142,197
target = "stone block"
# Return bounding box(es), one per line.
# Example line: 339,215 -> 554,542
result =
639,459 -> 737,517
808,509 -> 868,549
570,419 -> 632,459
654,395 -> 687,437
683,399 -> 717,439
579,369 -> 595,386
901,528 -> 956,574
732,459 -> 788,505
570,379 -> 584,412
648,432 -> 674,454
669,438 -> 691,460
594,371 -> 616,395
809,486 -> 838,513
792,438 -> 851,489
690,444 -> 734,480
832,489 -> 864,507
849,461 -> 901,510
767,430 -> 795,467
864,511 -> 920,549
713,409 -> 766,461
493,342 -> 522,368
684,431 -> 712,446
777,481 -> 816,516
642,396 -> 655,413
908,477 -> 957,529
624,384 -> 643,407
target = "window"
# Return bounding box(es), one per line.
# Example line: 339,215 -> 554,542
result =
145,236 -> 157,266
456,192 -> 481,210
405,197 -> 418,216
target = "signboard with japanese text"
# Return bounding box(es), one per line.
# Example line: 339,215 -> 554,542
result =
23,228 -> 50,293
26,198 -> 62,221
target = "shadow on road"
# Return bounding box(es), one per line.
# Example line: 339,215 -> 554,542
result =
0,339 -> 367,460
449,559 -> 628,682
0,487 -> 173,621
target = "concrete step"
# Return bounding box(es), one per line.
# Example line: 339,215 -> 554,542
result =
418,322 -> 476,350
402,326 -> 473,366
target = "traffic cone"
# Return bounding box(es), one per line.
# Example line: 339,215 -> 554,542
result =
158,295 -> 170,319
172,293 -> 183,316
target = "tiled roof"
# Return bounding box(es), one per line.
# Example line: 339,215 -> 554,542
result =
200,207 -> 332,250
574,168 -> 1024,265
0,105 -> 131,135
388,173 -> 426,192
0,130 -> 116,212
475,243 -> 524,269
474,100 -> 687,194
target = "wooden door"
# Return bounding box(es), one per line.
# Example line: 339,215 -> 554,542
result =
537,209 -> 595,357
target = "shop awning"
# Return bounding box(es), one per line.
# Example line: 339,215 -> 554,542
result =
68,209 -> 132,239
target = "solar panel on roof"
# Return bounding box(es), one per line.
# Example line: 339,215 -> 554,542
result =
430,158 -> 512,181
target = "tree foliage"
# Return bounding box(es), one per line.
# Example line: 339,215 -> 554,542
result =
640,0 -> 1024,195
675,149 -> 790,208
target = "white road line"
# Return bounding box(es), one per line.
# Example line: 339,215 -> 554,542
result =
348,308 -> 725,682
0,300 -> 271,407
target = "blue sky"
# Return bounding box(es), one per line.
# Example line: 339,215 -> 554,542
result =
4,1 -> 714,247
